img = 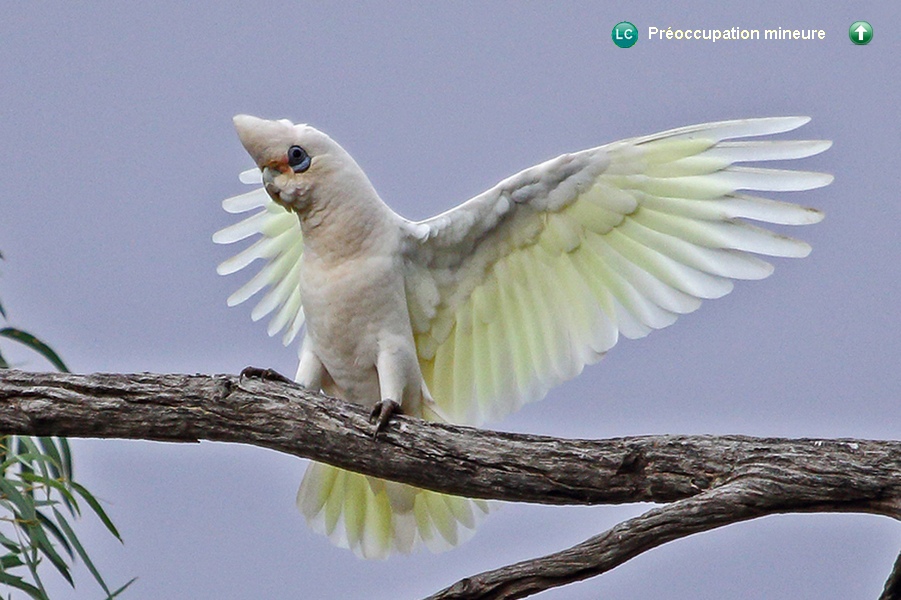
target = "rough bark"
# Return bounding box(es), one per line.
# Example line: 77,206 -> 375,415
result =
880,550 -> 901,600
1,370 -> 899,599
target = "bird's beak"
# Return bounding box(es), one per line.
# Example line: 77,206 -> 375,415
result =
262,166 -> 281,200
233,114 -> 291,168
262,166 -> 277,186
233,114 -> 267,163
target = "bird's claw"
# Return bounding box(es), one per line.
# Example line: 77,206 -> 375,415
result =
238,366 -> 296,390
369,399 -> 402,438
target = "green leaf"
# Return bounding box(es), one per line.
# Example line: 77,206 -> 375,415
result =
19,473 -> 80,515
0,476 -> 37,521
105,577 -> 138,600
106,577 -> 138,599
35,510 -> 74,560
52,508 -> 112,595
35,438 -> 66,482
0,451 -> 55,473
0,570 -> 46,599
0,531 -> 23,552
14,436 -> 51,473
0,553 -> 25,570
23,516 -> 73,586
70,481 -> 122,542
0,328 -> 69,373
57,437 -> 73,481
18,533 -> 49,597
0,251 -> 7,321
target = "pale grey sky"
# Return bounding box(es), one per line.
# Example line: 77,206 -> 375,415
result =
2,2 -> 899,598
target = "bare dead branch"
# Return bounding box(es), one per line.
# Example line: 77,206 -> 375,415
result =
427,482 -> 761,600
881,549 -> 901,600
0,369 -> 899,599
428,474 -> 899,600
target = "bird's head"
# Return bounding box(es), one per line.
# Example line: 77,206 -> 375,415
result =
232,114 -> 350,213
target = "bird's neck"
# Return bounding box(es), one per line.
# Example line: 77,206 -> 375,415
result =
296,180 -> 399,264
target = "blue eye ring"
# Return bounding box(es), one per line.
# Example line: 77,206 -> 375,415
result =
287,145 -> 311,173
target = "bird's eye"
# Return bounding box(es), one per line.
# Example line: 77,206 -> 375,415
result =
287,145 -> 311,173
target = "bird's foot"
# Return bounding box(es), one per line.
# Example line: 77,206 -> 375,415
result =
369,399 -> 402,438
238,366 -> 296,390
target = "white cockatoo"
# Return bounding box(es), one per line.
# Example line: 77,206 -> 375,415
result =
213,115 -> 831,559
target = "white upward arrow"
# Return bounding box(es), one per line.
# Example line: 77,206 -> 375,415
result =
855,24 -> 868,41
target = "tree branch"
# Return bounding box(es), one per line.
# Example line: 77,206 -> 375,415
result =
427,482 -> 764,600
1,369 -> 899,599
880,549 -> 901,600
427,474 -> 899,600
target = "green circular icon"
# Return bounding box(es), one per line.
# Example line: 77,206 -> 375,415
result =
612,22 -> 638,48
849,21 -> 873,45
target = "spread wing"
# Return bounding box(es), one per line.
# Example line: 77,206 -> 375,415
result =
402,117 -> 832,426
213,169 -> 306,346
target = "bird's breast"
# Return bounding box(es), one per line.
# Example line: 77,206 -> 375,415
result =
300,252 -> 414,402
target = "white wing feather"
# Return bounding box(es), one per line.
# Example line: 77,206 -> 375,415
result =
213,178 -> 306,345
403,117 -> 831,425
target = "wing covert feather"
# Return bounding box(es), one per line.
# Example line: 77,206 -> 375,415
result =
404,117 -> 831,425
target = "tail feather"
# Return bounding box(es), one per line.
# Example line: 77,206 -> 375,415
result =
297,461 -> 491,559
